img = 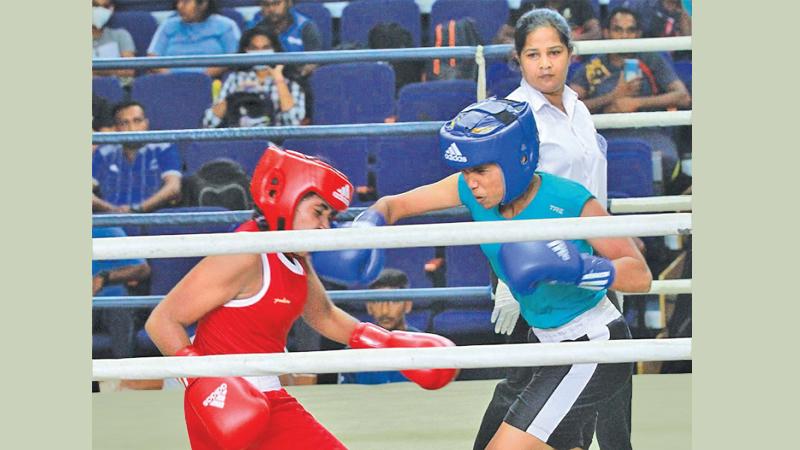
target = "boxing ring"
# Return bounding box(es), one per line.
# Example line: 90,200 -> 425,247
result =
92,35 -> 692,449
93,375 -> 690,450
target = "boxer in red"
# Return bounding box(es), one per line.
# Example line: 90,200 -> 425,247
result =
145,145 -> 458,450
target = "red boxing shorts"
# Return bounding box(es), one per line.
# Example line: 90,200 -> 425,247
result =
184,388 -> 347,450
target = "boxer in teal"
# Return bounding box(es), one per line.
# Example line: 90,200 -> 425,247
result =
361,98 -> 652,449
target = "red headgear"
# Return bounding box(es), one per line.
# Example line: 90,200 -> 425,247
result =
250,145 -> 353,231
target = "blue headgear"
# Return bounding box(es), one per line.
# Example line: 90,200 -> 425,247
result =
439,98 -> 539,205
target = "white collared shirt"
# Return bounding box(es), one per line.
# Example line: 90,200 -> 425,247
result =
507,80 -> 608,206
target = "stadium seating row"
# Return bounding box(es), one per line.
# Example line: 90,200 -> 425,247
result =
93,68 -> 481,128
93,57 -> 691,129
107,0 -> 515,51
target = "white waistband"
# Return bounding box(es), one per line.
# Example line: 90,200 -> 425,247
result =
531,297 -> 621,343
243,375 -> 282,392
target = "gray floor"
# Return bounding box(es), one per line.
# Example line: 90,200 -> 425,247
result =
92,374 -> 691,450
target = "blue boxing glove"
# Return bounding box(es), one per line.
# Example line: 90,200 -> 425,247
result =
311,209 -> 386,287
498,240 -> 615,295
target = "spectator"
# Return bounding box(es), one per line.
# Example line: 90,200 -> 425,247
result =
92,101 -> 183,214
202,27 -> 305,128
339,268 -> 420,385
92,226 -> 164,391
623,0 -> 692,60
519,0 -> 602,40
92,94 -> 115,157
147,0 -> 241,78
92,0 -> 136,80
568,7 -> 691,188
623,0 -> 691,38
92,226 -> 151,359
92,94 -> 115,133
368,23 -> 423,94
248,0 -> 321,78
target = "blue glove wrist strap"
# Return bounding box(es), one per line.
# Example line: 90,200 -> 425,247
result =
578,254 -> 616,290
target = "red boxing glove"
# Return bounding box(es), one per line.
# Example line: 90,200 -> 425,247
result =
348,322 -> 458,390
176,346 -> 271,450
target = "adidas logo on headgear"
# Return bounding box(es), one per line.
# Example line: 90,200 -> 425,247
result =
444,143 -> 468,163
203,383 -> 228,409
332,184 -> 351,206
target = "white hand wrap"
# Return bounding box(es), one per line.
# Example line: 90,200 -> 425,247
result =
490,279 -> 520,335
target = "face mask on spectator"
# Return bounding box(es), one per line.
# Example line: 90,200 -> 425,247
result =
248,49 -> 275,71
93,6 -> 113,29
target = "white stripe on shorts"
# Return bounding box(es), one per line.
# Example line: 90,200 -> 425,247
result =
526,324 -> 612,442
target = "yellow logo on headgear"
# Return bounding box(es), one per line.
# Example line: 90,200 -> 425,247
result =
470,125 -> 499,135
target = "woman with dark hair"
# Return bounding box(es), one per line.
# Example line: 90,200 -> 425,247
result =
202,26 -> 305,128
479,9 -> 640,450
147,0 -> 241,77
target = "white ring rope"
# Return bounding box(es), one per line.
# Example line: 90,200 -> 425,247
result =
93,213 -> 691,260
574,36 -> 691,55
609,195 -> 691,214
93,338 -> 691,381
622,279 -> 690,296
593,111 -> 691,129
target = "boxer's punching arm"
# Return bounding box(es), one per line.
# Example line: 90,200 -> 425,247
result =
348,322 -> 458,390
311,210 -> 387,286
371,173 -> 462,224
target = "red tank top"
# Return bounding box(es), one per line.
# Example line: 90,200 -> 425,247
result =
192,220 -> 308,355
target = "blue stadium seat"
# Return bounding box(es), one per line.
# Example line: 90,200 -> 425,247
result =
488,76 -> 521,99
373,135 -> 453,196
590,0 -> 602,16
609,0 -> 628,11
385,247 -> 438,290
486,61 -> 520,89
131,72 -> 213,130
445,245 -> 492,287
220,0 -> 261,7
340,0 -> 421,47
282,137 -> 371,204
606,138 -> 655,198
673,60 -> 692,93
429,0 -> 509,45
93,334 -> 113,358
136,323 -> 197,357
405,310 -> 433,332
92,76 -> 126,104
309,62 -> 396,125
431,309 -> 493,337
348,310 -> 433,333
219,7 -> 246,32
143,206 -> 236,295
181,140 -> 272,175
521,0 -> 602,19
92,284 -> 128,358
294,2 -> 333,50
397,80 -> 476,122
107,11 -> 159,57
568,60 -> 583,82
